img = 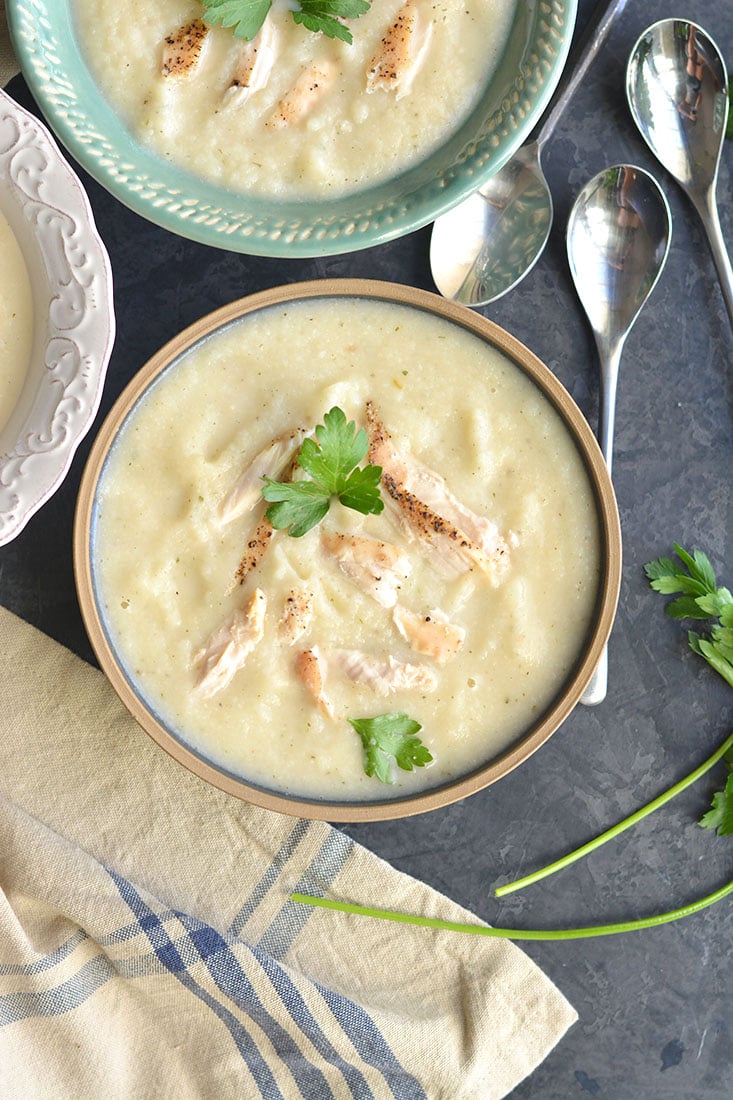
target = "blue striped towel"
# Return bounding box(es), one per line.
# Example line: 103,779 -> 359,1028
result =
0,607 -> 576,1098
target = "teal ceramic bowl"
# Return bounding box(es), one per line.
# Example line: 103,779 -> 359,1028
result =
9,0 -> 577,257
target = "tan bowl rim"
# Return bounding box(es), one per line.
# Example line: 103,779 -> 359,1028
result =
74,278 -> 622,822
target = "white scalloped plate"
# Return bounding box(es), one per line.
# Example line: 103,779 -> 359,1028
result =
0,88 -> 115,545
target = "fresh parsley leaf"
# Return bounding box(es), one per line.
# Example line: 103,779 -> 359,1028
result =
299,407 -> 369,492
337,463 -> 384,514
299,0 -> 371,16
292,11 -> 353,43
201,0 -> 370,42
261,480 -> 330,538
699,752 -> 733,836
643,555 -> 677,582
644,544 -> 733,687
646,544 -> 733,838
665,595 -> 711,620
293,0 -> 371,44
201,0 -> 272,41
348,713 -> 433,784
261,407 -> 383,536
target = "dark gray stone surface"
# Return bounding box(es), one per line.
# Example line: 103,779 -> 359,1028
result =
1,1 -> 731,1096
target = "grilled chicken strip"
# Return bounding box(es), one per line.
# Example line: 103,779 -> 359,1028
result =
193,588 -> 266,697
266,61 -> 337,128
392,605 -> 465,664
295,646 -> 334,718
162,19 -> 209,78
366,0 -> 433,100
280,587 -> 315,645
365,400 -> 511,582
234,517 -> 275,586
321,530 -> 411,608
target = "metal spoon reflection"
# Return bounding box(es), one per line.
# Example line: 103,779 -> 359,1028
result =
627,19 -> 733,326
567,165 -> 671,705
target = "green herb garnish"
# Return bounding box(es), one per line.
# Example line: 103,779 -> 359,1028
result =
348,713 -> 433,784
290,881 -> 733,939
699,751 -> 733,836
644,545 -> 733,834
262,407 -> 383,537
200,0 -> 371,44
293,0 -> 371,43
644,543 -> 733,687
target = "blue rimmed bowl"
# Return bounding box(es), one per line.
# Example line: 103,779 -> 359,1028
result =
9,0 -> 577,257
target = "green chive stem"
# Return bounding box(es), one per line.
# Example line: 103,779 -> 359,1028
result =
290,881 -> 733,940
495,731 -> 733,898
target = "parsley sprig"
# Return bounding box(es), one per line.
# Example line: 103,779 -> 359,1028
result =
644,543 -> 733,687
200,0 -> 371,44
348,713 -> 433,784
262,407 -> 383,537
699,751 -> 733,836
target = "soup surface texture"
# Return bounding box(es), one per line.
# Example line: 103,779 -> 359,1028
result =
0,210 -> 33,434
93,297 -> 600,801
72,0 -> 516,199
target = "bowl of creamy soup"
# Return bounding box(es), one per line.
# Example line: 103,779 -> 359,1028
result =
74,280 -> 621,820
0,88 -> 114,546
9,0 -> 577,256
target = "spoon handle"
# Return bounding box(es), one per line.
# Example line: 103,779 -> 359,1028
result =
695,190 -> 733,330
580,648 -> 608,707
580,341 -> 623,707
534,0 -> 631,151
595,341 -> 622,481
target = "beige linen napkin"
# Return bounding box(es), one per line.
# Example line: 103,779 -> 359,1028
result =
0,606 -> 577,1097
1,0 -> 18,88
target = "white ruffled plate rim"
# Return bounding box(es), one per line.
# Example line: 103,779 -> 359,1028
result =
0,86 -> 115,545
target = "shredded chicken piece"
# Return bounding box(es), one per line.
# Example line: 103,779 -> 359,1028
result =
218,429 -> 305,526
266,61 -> 337,128
392,605 -> 465,664
280,588 -> 314,645
234,517 -> 275,586
321,530 -> 411,608
223,20 -> 277,106
295,646 -> 334,718
193,588 -> 266,697
161,19 -> 209,78
366,0 -> 433,100
334,649 -> 438,696
365,400 -> 511,582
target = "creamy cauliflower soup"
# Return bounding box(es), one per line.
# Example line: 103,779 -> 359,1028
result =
92,296 -> 600,801
0,210 -> 33,434
72,0 -> 517,199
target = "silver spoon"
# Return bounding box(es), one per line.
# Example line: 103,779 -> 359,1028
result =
430,0 -> 630,308
627,19 -> 733,327
567,165 -> 671,705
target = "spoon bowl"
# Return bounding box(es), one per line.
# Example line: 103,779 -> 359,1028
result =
627,20 -> 733,326
429,142 -> 551,305
568,166 -> 672,371
567,164 -> 671,703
